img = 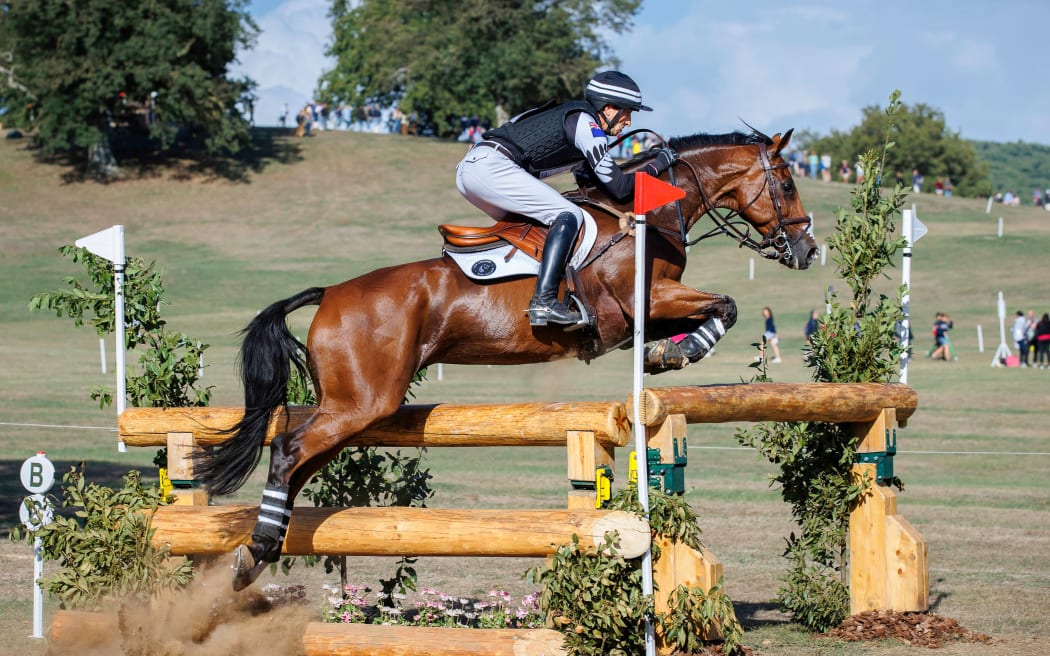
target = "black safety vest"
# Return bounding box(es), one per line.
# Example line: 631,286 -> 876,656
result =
484,100 -> 600,177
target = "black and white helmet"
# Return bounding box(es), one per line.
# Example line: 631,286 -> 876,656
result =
584,71 -> 652,112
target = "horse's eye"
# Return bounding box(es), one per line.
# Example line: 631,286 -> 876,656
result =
782,180 -> 795,194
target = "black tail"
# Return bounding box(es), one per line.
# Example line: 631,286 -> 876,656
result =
195,287 -> 325,496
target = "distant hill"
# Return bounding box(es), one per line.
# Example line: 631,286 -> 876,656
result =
970,139 -> 1050,202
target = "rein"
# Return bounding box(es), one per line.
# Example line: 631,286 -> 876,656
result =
579,129 -> 811,268
669,142 -> 811,260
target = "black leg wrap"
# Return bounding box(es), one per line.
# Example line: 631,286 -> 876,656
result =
678,318 -> 727,362
254,484 -> 292,562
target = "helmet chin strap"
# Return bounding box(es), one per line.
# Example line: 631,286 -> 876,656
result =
600,106 -> 630,134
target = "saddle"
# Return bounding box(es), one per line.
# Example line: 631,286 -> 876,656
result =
439,221 -> 547,261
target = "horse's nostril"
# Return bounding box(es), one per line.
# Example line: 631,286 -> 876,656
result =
806,247 -> 818,263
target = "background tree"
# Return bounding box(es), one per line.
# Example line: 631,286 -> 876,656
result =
2,0 -> 258,178
809,101 -> 992,197
321,0 -> 640,136
971,139 -> 1050,201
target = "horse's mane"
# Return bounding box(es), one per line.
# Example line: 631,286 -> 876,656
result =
668,129 -> 773,151
618,129 -> 773,169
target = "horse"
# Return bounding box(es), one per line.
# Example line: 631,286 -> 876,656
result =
193,127 -> 818,590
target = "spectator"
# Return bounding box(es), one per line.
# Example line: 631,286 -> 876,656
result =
295,103 -> 311,137
929,312 -> 954,361
943,177 -> 954,198
804,309 -> 820,345
1012,310 -> 1031,367
1035,313 -> 1050,369
854,161 -> 865,184
808,152 -> 819,180
912,169 -> 923,193
839,160 -> 851,183
820,153 -> 832,182
759,306 -> 782,363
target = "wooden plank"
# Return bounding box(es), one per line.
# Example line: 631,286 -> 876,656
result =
652,537 -> 725,651
849,464 -> 892,613
635,383 -> 918,427
646,414 -> 687,464
302,623 -> 567,656
120,401 -> 630,448
165,432 -> 196,480
885,514 -> 930,611
150,506 -> 650,559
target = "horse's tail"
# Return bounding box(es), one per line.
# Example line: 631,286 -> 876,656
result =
195,287 -> 325,496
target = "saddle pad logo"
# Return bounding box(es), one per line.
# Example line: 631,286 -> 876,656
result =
471,259 -> 497,277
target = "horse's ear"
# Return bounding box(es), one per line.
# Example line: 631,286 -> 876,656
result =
773,128 -> 794,155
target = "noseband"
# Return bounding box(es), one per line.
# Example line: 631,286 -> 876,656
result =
672,142 -> 811,261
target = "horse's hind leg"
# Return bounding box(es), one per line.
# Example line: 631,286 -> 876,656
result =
232,402 -> 402,591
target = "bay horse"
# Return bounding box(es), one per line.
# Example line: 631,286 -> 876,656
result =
194,127 -> 818,590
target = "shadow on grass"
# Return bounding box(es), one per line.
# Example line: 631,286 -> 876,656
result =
0,459 -> 154,534
23,127 -> 304,184
734,601 -> 791,629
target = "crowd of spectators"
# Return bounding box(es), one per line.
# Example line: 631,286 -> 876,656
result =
1012,310 -> 1050,368
283,101 -> 438,137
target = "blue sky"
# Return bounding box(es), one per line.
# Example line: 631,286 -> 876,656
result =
237,0 -> 1050,146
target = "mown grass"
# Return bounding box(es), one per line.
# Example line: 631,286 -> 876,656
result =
1,129 -> 1048,655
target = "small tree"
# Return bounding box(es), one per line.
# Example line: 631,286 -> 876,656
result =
29,245 -> 212,410
11,466 -> 193,609
737,91 -> 908,631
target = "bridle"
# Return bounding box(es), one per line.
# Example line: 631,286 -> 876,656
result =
613,129 -> 811,262
674,141 -> 812,261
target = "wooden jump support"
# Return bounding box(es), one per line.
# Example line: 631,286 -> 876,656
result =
50,383 -> 926,653
634,383 -> 927,615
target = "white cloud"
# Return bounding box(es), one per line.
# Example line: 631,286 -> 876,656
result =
235,0 -> 333,125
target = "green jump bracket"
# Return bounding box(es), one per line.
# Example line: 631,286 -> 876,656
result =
647,438 -> 688,495
854,428 -> 897,484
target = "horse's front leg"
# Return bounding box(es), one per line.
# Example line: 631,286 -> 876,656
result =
642,280 -> 738,373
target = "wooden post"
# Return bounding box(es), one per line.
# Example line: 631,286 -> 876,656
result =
647,415 -> 729,652
166,432 -> 208,506
566,430 -> 615,509
848,409 -> 928,613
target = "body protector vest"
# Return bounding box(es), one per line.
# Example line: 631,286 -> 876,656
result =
484,100 -> 599,177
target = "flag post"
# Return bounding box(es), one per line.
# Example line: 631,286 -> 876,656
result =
632,171 -> 685,656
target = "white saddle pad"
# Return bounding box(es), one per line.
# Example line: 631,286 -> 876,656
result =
443,214 -> 598,282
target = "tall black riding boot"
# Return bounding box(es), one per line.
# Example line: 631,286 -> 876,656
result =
527,212 -> 582,327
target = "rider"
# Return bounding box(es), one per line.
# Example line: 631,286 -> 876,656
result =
456,70 -> 678,327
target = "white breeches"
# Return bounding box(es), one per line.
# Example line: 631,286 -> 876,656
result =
456,146 -> 584,229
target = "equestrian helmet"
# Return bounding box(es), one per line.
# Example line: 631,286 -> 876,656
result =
584,71 -> 652,112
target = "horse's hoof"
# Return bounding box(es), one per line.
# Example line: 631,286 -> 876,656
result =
231,544 -> 267,592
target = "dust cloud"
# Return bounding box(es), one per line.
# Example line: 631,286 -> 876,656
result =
49,563 -> 314,656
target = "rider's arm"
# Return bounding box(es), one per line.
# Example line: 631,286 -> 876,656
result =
567,111 -> 634,202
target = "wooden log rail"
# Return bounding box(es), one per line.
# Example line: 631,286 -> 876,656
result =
48,613 -> 570,656
119,400 -> 631,448
633,382 -> 918,427
150,506 -> 650,559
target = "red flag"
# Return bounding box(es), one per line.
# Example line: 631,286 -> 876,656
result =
634,171 -> 686,215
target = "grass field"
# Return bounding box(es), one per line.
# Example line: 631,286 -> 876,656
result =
1,129 -> 1048,655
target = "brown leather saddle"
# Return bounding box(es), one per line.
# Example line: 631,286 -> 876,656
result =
441,220 -> 558,261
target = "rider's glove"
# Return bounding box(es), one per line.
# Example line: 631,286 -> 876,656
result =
645,146 -> 678,176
